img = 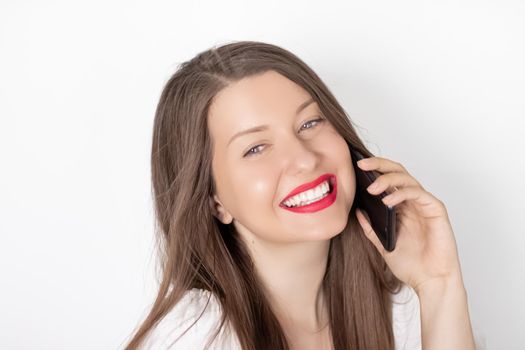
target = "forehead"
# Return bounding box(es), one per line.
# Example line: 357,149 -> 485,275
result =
208,71 -> 315,143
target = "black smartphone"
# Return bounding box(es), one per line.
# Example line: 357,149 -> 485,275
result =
349,146 -> 398,252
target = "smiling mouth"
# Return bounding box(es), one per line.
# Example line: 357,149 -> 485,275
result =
280,176 -> 335,208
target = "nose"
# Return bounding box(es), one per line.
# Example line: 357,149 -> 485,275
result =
283,136 -> 320,174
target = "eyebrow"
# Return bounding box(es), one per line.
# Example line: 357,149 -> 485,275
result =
227,98 -> 316,147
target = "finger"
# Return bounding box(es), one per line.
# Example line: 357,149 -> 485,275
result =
366,172 -> 422,195
381,186 -> 445,213
355,208 -> 386,257
356,156 -> 407,174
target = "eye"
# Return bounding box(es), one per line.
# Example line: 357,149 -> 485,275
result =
300,117 -> 325,131
243,144 -> 265,157
242,117 -> 326,158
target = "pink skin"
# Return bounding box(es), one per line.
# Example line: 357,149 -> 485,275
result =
355,157 -> 465,294
354,157 -> 475,348
208,70 -> 356,244
206,69 -> 474,348
207,70 -> 356,338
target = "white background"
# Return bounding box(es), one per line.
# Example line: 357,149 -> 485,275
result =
1,0 -> 523,349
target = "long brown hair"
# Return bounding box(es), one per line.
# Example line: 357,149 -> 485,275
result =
124,40 -> 402,350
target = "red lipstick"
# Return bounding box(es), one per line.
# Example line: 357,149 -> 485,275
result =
279,174 -> 337,213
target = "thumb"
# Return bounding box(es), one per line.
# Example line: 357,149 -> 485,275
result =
355,208 -> 386,257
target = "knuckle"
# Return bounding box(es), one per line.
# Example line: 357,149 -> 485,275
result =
372,175 -> 383,186
428,191 -> 444,204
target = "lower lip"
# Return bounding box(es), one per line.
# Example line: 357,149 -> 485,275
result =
279,176 -> 337,213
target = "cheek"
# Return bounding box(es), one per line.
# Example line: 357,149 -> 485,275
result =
319,130 -> 351,164
233,167 -> 278,209
325,135 -> 356,209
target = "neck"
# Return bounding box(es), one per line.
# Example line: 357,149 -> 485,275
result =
248,238 -> 331,332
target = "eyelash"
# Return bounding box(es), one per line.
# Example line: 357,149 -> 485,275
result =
242,117 -> 326,158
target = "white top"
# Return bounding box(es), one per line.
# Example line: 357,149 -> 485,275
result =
139,283 -> 424,350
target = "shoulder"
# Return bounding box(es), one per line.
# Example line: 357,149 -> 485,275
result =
390,283 -> 421,350
139,289 -> 239,350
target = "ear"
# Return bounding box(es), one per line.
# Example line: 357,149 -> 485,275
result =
210,194 -> 233,224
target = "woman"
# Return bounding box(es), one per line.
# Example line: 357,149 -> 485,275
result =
124,40 -> 477,349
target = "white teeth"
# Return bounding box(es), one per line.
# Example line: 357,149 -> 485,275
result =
282,180 -> 331,208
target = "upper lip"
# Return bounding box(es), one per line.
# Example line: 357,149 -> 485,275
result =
280,173 -> 334,205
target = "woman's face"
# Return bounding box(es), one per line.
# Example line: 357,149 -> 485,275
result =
208,70 -> 356,244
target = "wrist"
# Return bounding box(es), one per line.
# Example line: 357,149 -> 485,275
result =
413,273 -> 467,300
414,272 -> 476,350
